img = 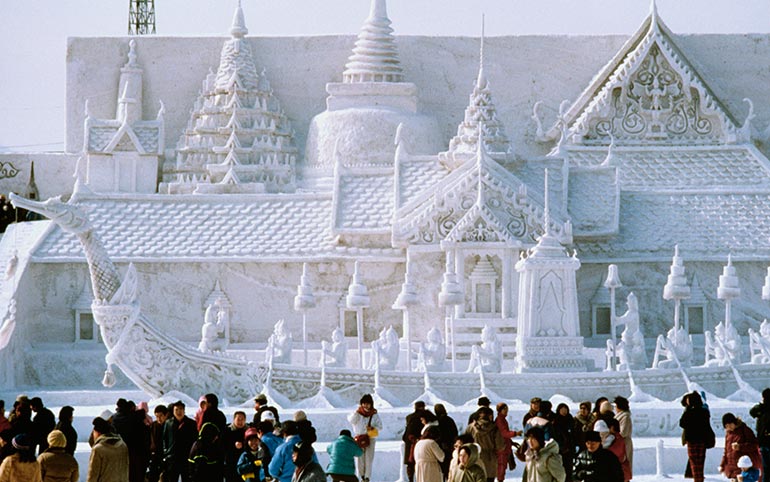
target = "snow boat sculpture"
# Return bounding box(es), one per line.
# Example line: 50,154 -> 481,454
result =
9,190 -> 260,404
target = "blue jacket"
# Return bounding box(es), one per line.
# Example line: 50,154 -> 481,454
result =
262,432 -> 284,457
268,435 -> 319,482
326,434 -> 363,475
237,449 -> 265,481
741,467 -> 761,482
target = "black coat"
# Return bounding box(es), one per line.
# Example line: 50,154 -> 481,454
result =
55,420 -> 78,456
750,401 -> 770,446
163,416 -> 198,467
32,407 -> 56,453
679,406 -> 712,444
573,446 -> 624,482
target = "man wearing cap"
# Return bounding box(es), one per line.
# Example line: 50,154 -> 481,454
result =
253,394 -> 280,427
522,398 -> 541,428
572,430 -> 623,482
38,429 -> 79,481
162,401 -> 197,482
87,417 -> 129,482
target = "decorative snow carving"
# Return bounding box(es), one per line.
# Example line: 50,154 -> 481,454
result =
198,302 -> 227,353
266,319 -> 293,365
321,327 -> 347,368
466,324 -> 502,373
615,293 -> 647,370
418,327 -> 447,372
749,320 -> 770,364
371,326 -> 399,371
704,321 -> 741,367
343,0 -> 404,84
166,3 -> 297,193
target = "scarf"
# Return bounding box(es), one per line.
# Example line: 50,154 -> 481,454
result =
357,406 -> 377,417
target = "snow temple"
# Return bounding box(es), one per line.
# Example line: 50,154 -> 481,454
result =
2,0 -> 770,403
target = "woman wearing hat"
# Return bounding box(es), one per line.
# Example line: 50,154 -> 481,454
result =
678,391 -> 713,482
0,433 -> 43,482
347,394 -> 382,482
523,426 -> 564,482
37,429 -> 78,482
720,412 -> 762,481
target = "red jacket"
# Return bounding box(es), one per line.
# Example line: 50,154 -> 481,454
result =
721,421 -> 762,478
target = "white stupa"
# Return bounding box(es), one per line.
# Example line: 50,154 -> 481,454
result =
303,0 -> 442,182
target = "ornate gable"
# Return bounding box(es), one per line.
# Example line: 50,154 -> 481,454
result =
393,139 -> 570,247
561,6 -> 742,146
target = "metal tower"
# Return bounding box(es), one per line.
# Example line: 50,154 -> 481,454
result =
128,0 -> 156,35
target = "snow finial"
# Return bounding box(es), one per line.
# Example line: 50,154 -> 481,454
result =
476,14 -> 486,88
369,0 -> 387,20
650,0 -> 660,30
739,98 -> 755,142
543,168 -> 551,234
156,100 -> 165,121
343,0 -> 404,83
476,122 -> 486,206
125,39 -> 138,68
84,99 -> 91,119
230,0 -> 248,38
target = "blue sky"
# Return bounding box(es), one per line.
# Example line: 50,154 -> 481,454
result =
1,0 -> 769,152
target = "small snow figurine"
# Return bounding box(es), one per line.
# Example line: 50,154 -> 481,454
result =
737,455 -> 759,482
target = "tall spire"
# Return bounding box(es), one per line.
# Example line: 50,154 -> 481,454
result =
343,0 -> 405,83
230,0 -> 248,38
543,168 -> 551,235
477,14 -> 486,88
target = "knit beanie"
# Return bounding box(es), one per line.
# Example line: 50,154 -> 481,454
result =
47,430 -> 67,449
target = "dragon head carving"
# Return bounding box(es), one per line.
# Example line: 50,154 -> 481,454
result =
9,194 -> 92,234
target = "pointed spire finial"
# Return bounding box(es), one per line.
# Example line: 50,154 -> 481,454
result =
369,0 -> 387,20
230,0 -> 248,38
126,39 -> 138,68
476,122 -> 486,206
649,0 -> 660,29
477,14 -> 487,88
544,168 -> 551,234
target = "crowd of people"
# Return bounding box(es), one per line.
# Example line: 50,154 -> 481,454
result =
0,388 -> 769,482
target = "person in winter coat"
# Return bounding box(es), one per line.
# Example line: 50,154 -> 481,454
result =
435,404 -> 458,479
347,394 -> 383,482
613,396 -> 633,477
415,426 -> 445,482
237,427 -> 268,482
679,391 -> 713,482
37,430 -> 78,482
148,405 -> 169,482
326,429 -> 363,482
111,399 -> 150,482
162,400 -> 198,482
494,403 -> 519,482
449,444 -> 486,482
0,433 -> 42,482
553,403 -> 575,480
30,398 -> 56,455
54,407 -> 77,457
572,402 -> 596,455
465,407 -> 504,482
201,394 -> 228,437
599,419 -> 631,482
448,435 -> 476,482
572,431 -> 623,482
750,387 -> 770,480
188,422 -> 225,482
404,401 -> 428,482
291,442 -> 326,482
721,413 -> 763,481
737,454 -> 761,482
523,426 -> 565,482
224,411 -> 248,482
87,417 -> 129,482
269,421 -> 319,482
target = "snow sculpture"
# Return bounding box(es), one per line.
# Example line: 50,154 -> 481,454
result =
321,327 -> 347,368
653,325 -> 693,369
467,324 -> 502,373
198,302 -> 227,352
749,321 -> 770,364
419,327 -> 447,372
266,319 -> 292,365
163,2 -> 298,194
705,321 -> 741,367
371,326 -> 399,371
615,293 -> 647,370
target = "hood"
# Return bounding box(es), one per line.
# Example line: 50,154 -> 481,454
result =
95,434 -> 124,446
540,439 -> 559,457
462,443 -> 481,468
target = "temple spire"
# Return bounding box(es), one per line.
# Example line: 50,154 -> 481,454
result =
343,0 -> 404,83
230,0 -> 248,38
543,168 -> 551,235
477,14 -> 486,88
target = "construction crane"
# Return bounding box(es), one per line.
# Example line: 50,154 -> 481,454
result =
128,0 -> 156,35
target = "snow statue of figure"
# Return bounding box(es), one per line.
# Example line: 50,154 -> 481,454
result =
198,303 -> 225,352
372,326 -> 400,371
214,298 -> 229,350
266,319 -> 293,364
749,320 -> 770,364
466,324 -> 502,373
653,324 -> 693,369
615,293 -> 647,370
321,327 -> 347,368
419,327 -> 447,372
707,321 -> 741,365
